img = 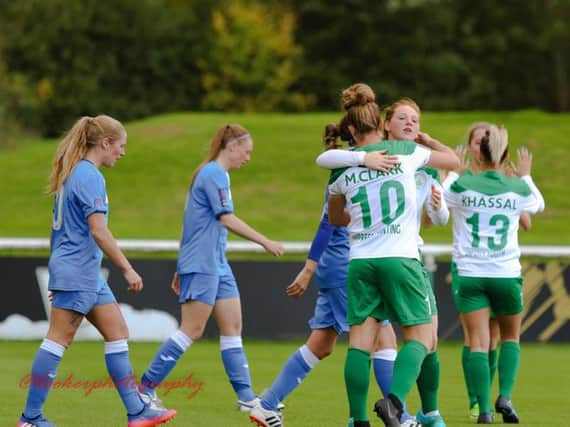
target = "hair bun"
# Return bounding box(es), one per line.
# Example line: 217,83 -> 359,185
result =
341,83 -> 376,111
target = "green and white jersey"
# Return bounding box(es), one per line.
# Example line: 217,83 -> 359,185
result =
444,171 -> 543,277
328,140 -> 431,260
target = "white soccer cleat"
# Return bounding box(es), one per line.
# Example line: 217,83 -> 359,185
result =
238,396 -> 285,412
238,397 -> 261,412
400,418 -> 422,427
249,402 -> 284,427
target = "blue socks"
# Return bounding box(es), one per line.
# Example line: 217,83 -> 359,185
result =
373,348 -> 414,422
261,345 -> 319,410
220,336 -> 256,402
23,339 -> 65,420
140,330 -> 192,395
372,349 -> 396,397
104,339 -> 145,416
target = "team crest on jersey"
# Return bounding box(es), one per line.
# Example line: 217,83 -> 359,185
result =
415,173 -> 426,188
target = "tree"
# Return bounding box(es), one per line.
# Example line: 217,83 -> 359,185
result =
199,0 -> 314,112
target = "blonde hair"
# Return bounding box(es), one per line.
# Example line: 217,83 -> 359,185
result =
47,115 -> 125,194
466,122 -> 492,146
340,83 -> 382,136
480,124 -> 509,166
382,97 -> 420,139
190,124 -> 250,186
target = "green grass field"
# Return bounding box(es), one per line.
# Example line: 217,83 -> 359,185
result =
2,340 -> 569,426
1,111 -> 569,246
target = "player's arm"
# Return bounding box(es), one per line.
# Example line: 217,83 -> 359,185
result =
519,213 -> 532,231
88,212 -> 142,293
416,132 -> 460,171
219,213 -> 284,256
516,147 -> 545,213
287,214 -> 334,298
328,195 -> 350,226
425,183 -> 449,227
316,149 -> 399,172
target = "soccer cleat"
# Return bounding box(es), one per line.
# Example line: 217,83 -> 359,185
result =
477,413 -> 493,424
140,390 -> 167,411
127,402 -> 176,427
374,398 -> 401,427
249,403 -> 284,427
239,396 -> 285,412
18,415 -> 57,427
495,395 -> 520,423
416,410 -> 446,427
400,418 -> 421,427
400,411 -> 417,425
469,403 -> 480,420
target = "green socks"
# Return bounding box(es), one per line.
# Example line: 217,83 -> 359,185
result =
469,351 -> 491,414
498,341 -> 520,400
390,340 -> 428,403
489,348 -> 498,384
417,351 -> 440,413
345,348 -> 371,421
462,345 -> 477,407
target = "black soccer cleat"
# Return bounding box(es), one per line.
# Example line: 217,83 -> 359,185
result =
477,412 -> 494,424
495,395 -> 520,423
373,398 -> 401,427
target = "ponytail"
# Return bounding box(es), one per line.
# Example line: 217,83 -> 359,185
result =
190,124 -> 249,186
480,125 -> 508,166
323,124 -> 342,150
47,115 -> 124,194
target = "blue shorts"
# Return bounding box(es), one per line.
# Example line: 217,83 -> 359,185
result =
178,272 -> 239,305
51,282 -> 117,315
308,287 -> 349,335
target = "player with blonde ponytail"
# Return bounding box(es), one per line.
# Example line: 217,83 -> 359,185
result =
139,124 -> 284,420
19,115 -> 176,427
443,124 -> 545,424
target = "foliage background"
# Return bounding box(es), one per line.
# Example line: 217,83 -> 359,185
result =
0,0 -> 569,137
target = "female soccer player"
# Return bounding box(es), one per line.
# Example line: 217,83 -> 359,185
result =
443,122 -> 531,419
249,119 -> 403,427
139,124 -> 283,415
443,125 -> 544,424
326,83 -> 459,427
317,97 -> 450,427
18,115 -> 176,427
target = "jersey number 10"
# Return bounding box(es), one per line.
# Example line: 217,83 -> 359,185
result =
350,180 -> 405,229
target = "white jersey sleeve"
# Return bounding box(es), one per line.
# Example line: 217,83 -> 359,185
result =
442,171 -> 460,191
316,149 -> 365,169
520,175 -> 545,213
426,180 -> 449,226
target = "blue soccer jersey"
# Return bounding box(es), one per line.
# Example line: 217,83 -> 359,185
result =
177,161 -> 234,276
311,188 -> 349,289
48,160 -> 108,291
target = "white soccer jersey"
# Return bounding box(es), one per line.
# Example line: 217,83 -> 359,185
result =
444,171 -> 544,277
415,168 -> 449,246
328,140 -> 431,259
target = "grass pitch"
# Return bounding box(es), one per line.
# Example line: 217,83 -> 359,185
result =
0,110 -> 568,245
2,340 -> 569,426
